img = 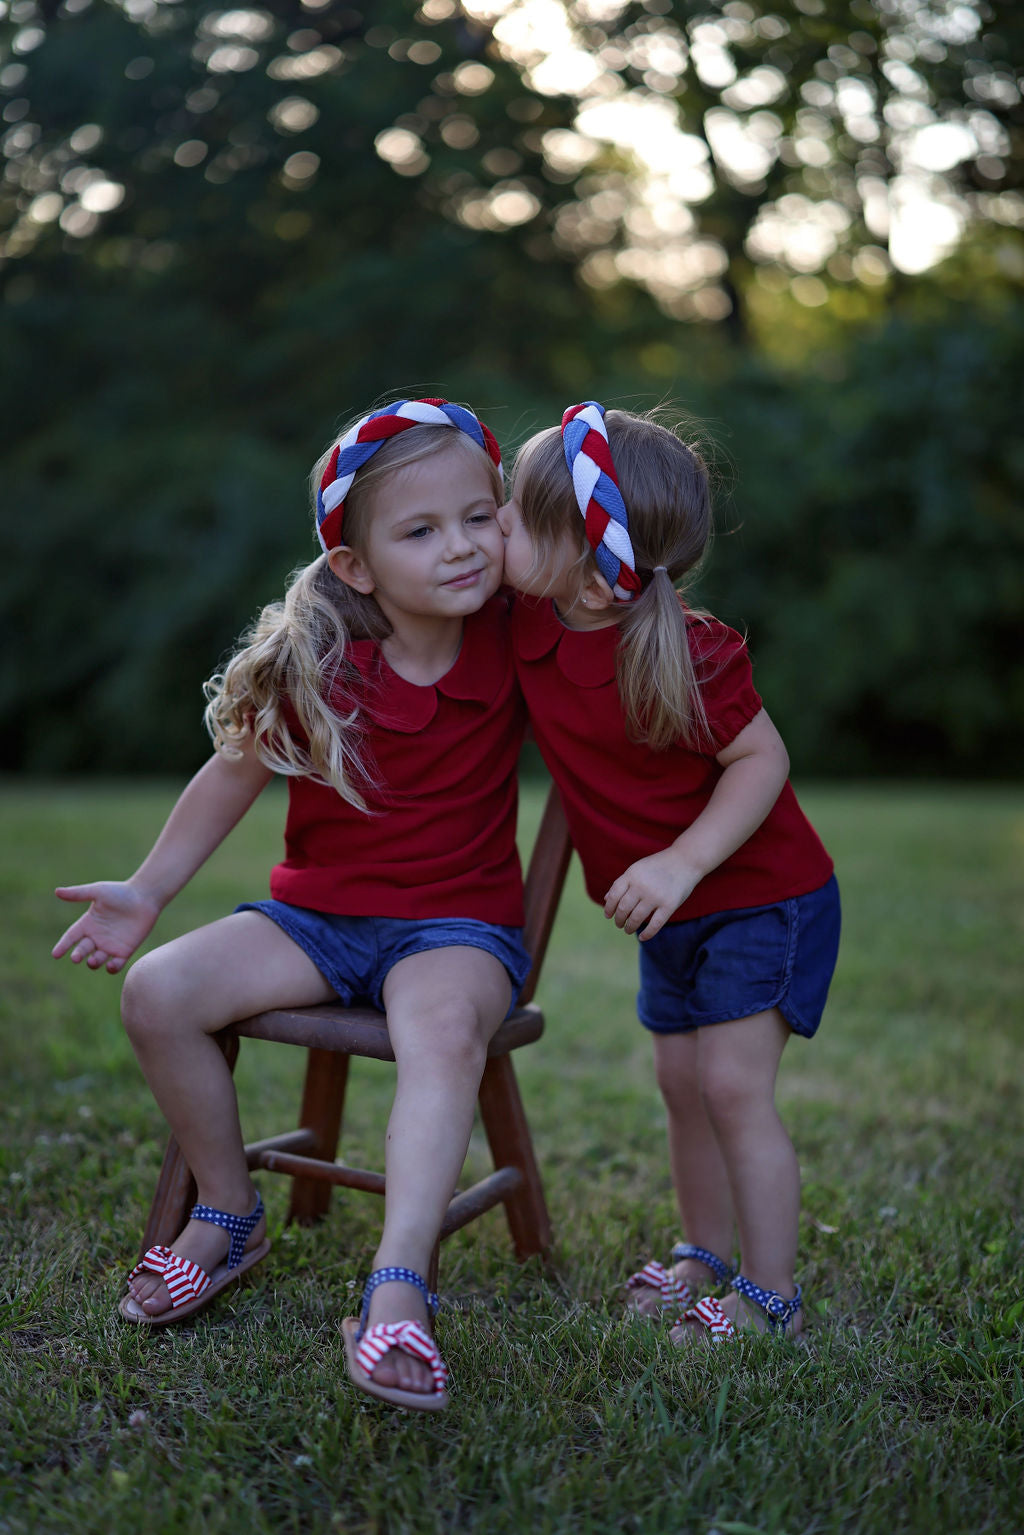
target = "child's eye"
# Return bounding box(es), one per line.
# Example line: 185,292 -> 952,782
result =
405,525 -> 431,539
468,511 -> 495,525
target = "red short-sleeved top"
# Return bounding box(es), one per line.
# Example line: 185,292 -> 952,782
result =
270,598 -> 526,924
512,596 -> 833,923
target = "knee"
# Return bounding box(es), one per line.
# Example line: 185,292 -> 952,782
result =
654,1051 -> 702,1118
697,1058 -> 767,1135
397,1001 -> 489,1076
120,951 -> 189,1046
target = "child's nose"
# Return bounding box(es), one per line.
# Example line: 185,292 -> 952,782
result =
496,504 -> 513,536
446,524 -> 474,555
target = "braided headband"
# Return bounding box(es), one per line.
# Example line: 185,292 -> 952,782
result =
561,401 -> 642,601
316,398 -> 502,553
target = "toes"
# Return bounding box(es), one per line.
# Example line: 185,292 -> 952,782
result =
627,1286 -> 660,1317
370,1349 -> 430,1393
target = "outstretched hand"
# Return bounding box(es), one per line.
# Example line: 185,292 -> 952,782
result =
603,849 -> 702,942
52,881 -> 161,975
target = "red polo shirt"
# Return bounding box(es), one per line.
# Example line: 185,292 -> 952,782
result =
512,596 -> 832,923
270,598 -> 525,924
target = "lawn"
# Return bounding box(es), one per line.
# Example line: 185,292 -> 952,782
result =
1,775 -> 1021,1535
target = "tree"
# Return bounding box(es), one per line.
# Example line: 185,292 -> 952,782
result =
0,0 -> 666,773
473,0 -> 1024,337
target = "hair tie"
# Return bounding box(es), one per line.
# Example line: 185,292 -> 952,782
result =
561,401 -> 642,602
316,398 -> 502,552
653,565 -> 667,573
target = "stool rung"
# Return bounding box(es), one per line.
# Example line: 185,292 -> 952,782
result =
244,1128 -> 316,1160
246,1144 -> 524,1234
439,1168 -> 523,1236
248,1146 -> 386,1195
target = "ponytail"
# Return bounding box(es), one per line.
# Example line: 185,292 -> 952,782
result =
616,569 -> 712,751
203,554 -> 387,811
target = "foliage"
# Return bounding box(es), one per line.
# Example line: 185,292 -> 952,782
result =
2,777 -> 1023,1533
508,0 -> 1024,334
690,301 -> 1024,775
0,0 -> 662,774
1,2 -> 1022,777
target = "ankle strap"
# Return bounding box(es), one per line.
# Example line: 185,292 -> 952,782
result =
671,1244 -> 734,1286
357,1266 -> 439,1335
190,1195 -> 264,1271
731,1273 -> 802,1332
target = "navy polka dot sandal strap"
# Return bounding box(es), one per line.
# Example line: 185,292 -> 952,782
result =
189,1195 -> 265,1271
731,1273 -> 802,1334
356,1266 -> 440,1341
670,1244 -> 735,1286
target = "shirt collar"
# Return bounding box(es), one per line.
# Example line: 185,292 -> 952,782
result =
346,599 -> 507,733
513,596 -> 617,689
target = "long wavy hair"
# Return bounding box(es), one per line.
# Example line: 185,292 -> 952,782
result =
203,424 -> 503,809
512,408 -> 716,751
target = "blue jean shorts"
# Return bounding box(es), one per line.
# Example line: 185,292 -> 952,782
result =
636,875 -> 840,1038
236,901 -> 532,1013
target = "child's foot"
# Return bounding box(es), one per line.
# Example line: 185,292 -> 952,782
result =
343,1266 -> 449,1411
625,1244 -> 733,1318
670,1277 -> 803,1345
361,1273 -> 435,1395
126,1194 -> 267,1318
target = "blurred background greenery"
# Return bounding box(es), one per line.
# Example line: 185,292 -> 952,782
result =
2,0 -> 1022,779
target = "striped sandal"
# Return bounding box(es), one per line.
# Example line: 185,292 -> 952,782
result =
342,1266 -> 450,1412
625,1243 -> 734,1318
673,1273 -> 803,1344
119,1195 -> 270,1326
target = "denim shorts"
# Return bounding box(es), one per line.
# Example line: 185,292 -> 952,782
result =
236,901 -> 532,1013
636,875 -> 840,1038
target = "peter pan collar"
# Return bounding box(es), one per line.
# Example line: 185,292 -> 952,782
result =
345,597 -> 506,733
513,596 -> 617,689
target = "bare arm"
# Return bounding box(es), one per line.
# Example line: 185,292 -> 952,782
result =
53,740 -> 275,974
603,708 -> 791,941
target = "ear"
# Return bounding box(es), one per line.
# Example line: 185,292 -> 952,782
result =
580,566 -> 616,612
328,545 -> 375,596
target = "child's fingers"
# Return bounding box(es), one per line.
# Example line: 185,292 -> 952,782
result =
637,906 -> 670,941
52,924 -> 85,960
54,884 -> 98,904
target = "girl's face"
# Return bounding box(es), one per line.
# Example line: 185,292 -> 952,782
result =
497,496 -> 579,607
338,441 -> 504,627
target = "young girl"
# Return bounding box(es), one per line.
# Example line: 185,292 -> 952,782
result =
53,398 -> 529,1409
497,402 -> 840,1342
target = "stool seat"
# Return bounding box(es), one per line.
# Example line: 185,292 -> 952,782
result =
234,1000 -> 544,1058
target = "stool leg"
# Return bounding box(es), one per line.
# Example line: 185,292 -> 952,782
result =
138,1030 -> 240,1257
287,1048 -> 351,1226
477,1055 -> 552,1261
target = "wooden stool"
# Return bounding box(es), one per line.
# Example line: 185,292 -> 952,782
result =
139,783 -> 571,1268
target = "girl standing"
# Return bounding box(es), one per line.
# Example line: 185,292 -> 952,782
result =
53,398 -> 528,1408
497,402 -> 839,1342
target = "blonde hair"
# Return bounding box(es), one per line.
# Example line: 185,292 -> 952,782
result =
512,408 -> 715,751
204,423 -> 503,809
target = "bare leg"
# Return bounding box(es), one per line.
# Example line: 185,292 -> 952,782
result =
358,945 -> 511,1394
671,1007 -> 802,1340
629,1031 -> 737,1311
120,911 -> 335,1314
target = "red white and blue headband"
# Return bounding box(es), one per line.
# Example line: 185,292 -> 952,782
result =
316,397 -> 502,553
561,401 -> 642,602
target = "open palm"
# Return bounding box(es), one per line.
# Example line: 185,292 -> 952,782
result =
52,881 -> 161,974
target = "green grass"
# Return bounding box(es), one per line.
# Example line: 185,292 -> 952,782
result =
1,776 -> 1022,1535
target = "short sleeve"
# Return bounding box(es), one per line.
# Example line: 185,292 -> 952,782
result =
689,616 -> 762,753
